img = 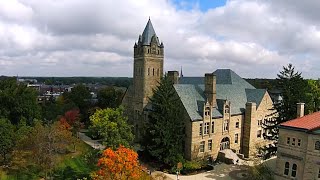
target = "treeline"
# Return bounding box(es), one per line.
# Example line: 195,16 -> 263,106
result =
21,76 -> 132,87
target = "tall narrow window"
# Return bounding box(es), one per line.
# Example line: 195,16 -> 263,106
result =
148,68 -> 150,75
223,120 -> 229,131
153,68 -> 154,76
315,141 -> 320,150
292,138 -> 296,146
235,134 -> 239,144
204,122 -> 209,134
199,141 -> 205,152
298,139 -> 301,147
291,164 -> 297,177
318,168 -> 320,178
287,137 -> 290,145
199,123 -> 203,136
147,49 -> 149,53
235,122 -> 239,128
208,140 -> 212,151
211,122 -> 214,133
284,162 -> 289,175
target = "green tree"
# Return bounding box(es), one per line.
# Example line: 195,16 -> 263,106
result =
89,107 -> 133,149
97,87 -> 124,108
0,78 -> 41,124
263,64 -> 308,157
63,84 -> 91,123
0,118 -> 15,164
143,75 -> 185,166
305,79 -> 320,113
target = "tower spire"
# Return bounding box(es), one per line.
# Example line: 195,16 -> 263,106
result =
180,66 -> 183,77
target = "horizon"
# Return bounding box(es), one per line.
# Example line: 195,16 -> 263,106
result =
0,0 -> 320,78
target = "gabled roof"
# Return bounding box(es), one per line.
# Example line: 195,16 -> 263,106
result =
280,111 -> 320,132
140,18 -> 159,46
174,69 -> 267,121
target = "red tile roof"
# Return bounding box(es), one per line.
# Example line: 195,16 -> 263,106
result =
280,111 -> 320,131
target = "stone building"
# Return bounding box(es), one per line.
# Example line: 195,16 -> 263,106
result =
123,19 -> 276,160
275,103 -> 320,180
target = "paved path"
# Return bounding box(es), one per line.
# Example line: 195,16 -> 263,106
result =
158,164 -> 248,180
78,132 -> 105,150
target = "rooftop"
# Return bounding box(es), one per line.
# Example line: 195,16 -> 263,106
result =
174,69 -> 267,120
280,111 -> 320,131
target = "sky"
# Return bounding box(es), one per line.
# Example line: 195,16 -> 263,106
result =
0,0 -> 320,78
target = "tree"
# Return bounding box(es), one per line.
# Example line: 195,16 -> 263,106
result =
143,75 -> 185,166
97,87 -> 124,109
0,77 -> 41,124
17,120 -> 74,178
305,79 -> 320,113
91,145 -> 147,180
59,109 -> 82,137
0,118 -> 15,164
263,64 -> 308,157
63,84 -> 91,124
89,107 -> 134,149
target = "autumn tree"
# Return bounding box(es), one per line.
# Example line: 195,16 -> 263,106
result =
17,120 -> 75,178
59,109 -> 82,137
143,75 -> 185,166
91,146 -> 148,180
63,84 -> 92,124
89,107 -> 133,149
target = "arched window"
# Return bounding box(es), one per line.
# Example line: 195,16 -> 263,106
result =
291,164 -> 297,177
284,162 -> 289,175
315,141 -> 320,150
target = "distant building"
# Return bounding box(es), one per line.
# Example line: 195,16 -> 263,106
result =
275,103 -> 320,180
122,19 -> 276,160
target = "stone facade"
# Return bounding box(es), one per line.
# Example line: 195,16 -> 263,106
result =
123,19 -> 276,161
184,90 -> 275,160
122,19 -> 164,139
275,106 -> 320,180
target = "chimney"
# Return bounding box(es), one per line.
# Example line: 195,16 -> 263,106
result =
167,71 -> 179,84
204,73 -> 217,107
297,103 -> 305,118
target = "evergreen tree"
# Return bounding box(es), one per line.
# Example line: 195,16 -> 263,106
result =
143,75 -> 185,166
263,64 -> 307,158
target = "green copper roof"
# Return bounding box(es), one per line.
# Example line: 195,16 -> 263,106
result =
139,18 -> 160,46
174,69 -> 267,121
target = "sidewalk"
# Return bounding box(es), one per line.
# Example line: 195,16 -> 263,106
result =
78,132 -> 105,150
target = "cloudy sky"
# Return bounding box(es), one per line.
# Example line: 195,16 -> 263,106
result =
1,0 -> 320,78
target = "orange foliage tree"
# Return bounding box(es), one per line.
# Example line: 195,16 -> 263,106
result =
92,145 -> 147,180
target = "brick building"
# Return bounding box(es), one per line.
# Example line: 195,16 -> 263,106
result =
275,103 -> 320,180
